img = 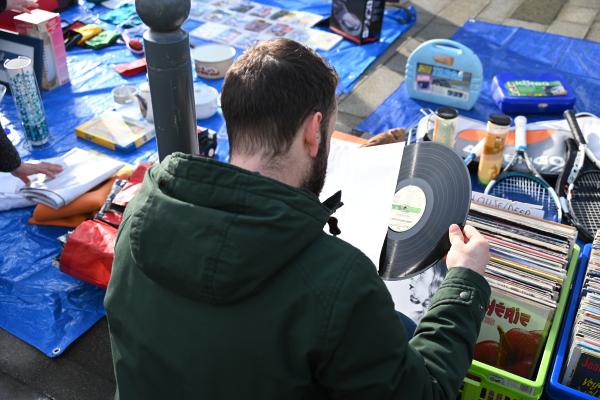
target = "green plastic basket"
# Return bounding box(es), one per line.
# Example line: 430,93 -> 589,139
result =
460,245 -> 580,400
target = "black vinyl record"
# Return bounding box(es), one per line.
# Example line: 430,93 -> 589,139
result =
379,142 -> 471,280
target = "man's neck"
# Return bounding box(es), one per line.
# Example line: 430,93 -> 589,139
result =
230,152 -> 305,188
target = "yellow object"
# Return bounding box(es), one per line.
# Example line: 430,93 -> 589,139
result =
75,112 -> 155,152
478,115 -> 511,185
73,24 -> 104,45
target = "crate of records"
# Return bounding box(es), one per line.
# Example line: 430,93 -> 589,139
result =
386,202 -> 579,400
546,233 -> 600,400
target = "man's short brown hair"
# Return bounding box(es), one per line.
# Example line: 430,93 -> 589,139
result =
221,39 -> 339,158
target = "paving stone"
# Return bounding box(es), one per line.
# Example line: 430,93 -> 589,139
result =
503,18 -> 550,32
410,0 -> 453,14
0,371 -> 50,400
336,111 -> 364,134
437,0 -> 491,26
384,37 -> 424,73
511,0 -> 565,25
586,20 -> 600,40
338,65 -> 405,118
59,318 -> 115,383
547,20 -> 590,37
0,329 -> 52,384
30,359 -> 115,400
477,0 -> 524,23
568,0 -> 600,8
414,16 -> 460,41
556,4 -> 599,24
407,4 -> 436,36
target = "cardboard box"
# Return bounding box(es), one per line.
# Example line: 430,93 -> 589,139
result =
329,0 -> 385,44
14,9 -> 70,90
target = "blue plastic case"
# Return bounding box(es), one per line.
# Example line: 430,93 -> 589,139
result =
546,244 -> 595,400
492,72 -> 576,114
406,39 -> 483,110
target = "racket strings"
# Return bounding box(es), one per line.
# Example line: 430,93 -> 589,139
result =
571,171 -> 600,234
489,176 -> 559,218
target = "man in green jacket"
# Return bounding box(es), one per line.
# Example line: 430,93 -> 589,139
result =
105,38 -> 491,399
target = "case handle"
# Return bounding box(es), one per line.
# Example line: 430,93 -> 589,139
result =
429,39 -> 470,55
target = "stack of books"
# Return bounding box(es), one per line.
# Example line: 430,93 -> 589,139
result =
562,231 -> 600,396
469,203 -> 577,379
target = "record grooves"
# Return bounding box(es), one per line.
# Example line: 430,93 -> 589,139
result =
379,142 -> 472,280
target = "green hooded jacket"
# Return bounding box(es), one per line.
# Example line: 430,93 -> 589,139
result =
105,153 -> 491,400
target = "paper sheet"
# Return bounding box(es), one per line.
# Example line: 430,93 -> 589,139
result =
321,140 -> 404,267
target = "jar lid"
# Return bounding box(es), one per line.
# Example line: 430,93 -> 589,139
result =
488,113 -> 511,126
436,107 -> 458,119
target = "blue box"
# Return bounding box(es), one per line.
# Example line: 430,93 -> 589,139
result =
492,72 -> 576,115
546,243 -> 595,400
406,39 -> 483,110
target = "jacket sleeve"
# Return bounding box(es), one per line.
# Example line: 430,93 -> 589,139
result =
0,123 -> 21,172
317,253 -> 491,400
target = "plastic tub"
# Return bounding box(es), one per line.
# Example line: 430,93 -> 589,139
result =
460,245 -> 580,400
546,243 -> 595,400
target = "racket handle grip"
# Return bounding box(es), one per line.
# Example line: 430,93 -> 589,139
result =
564,109 -> 587,145
514,116 -> 527,150
464,138 -> 485,165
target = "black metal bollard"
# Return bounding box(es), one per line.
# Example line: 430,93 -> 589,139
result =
136,0 -> 198,160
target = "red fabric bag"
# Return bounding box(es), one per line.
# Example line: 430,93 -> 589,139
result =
60,219 -> 117,289
59,164 -> 150,288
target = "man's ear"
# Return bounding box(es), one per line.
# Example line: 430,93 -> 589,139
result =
303,111 -> 323,158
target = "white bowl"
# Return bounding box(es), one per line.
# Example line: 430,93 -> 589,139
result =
191,44 -> 236,80
194,84 -> 219,120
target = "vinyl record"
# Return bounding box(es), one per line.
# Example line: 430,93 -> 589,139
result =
379,142 -> 472,280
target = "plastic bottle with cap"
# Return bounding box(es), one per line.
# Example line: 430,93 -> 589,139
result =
477,114 -> 512,185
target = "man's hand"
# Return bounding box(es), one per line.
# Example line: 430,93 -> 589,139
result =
11,161 -> 63,184
446,224 -> 489,276
6,0 -> 38,12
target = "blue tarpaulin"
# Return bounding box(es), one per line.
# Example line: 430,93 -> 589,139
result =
0,2 -> 415,356
357,20 -> 600,134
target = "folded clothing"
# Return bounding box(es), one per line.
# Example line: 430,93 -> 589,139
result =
100,3 -> 141,27
73,24 -> 103,45
85,30 -> 121,50
28,176 -> 118,227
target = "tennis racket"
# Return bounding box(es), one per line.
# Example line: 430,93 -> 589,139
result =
484,116 -> 562,222
562,110 -> 600,242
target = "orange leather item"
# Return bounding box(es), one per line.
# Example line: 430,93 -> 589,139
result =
28,177 -> 117,228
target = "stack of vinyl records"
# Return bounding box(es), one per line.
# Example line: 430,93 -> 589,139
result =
469,203 -> 578,379
562,231 -> 600,395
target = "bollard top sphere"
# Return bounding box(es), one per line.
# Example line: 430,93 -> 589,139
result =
136,0 -> 190,32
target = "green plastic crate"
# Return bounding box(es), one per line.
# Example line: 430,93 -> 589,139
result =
460,245 -> 580,400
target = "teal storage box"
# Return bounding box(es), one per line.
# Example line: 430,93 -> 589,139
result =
406,39 -> 483,110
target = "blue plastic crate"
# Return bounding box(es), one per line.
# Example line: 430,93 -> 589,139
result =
546,243 -> 594,400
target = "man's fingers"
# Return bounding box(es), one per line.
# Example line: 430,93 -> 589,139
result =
448,224 -> 465,246
39,162 -> 63,174
462,225 -> 481,241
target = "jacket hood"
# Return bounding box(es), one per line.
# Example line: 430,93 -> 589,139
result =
127,153 -> 333,305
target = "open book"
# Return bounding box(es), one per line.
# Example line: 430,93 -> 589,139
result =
19,148 -> 124,209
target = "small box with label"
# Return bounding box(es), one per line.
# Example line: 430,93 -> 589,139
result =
329,0 -> 385,44
491,72 -> 576,115
14,9 -> 70,90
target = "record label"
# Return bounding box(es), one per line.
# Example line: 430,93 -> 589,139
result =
379,142 -> 472,280
389,185 -> 426,232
